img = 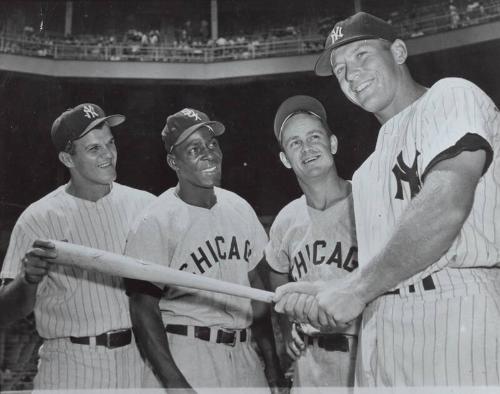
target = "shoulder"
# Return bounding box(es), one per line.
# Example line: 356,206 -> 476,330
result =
113,182 -> 156,202
271,196 -> 306,230
13,186 -> 67,230
425,77 -> 487,102
216,187 -> 257,214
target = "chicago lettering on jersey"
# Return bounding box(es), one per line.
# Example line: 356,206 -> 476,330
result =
392,150 -> 422,200
290,240 -> 358,280
179,235 -> 251,274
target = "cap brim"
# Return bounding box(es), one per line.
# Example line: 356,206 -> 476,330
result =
171,121 -> 225,149
78,114 -> 126,140
314,35 -> 383,76
274,95 -> 327,141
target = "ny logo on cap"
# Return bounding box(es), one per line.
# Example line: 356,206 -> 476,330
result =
83,104 -> 99,119
329,26 -> 344,43
181,108 -> 202,121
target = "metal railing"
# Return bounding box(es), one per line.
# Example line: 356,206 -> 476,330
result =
1,1 -> 499,64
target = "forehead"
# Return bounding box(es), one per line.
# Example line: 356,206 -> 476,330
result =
330,39 -> 384,64
281,113 -> 328,140
74,124 -> 113,146
178,126 -> 216,147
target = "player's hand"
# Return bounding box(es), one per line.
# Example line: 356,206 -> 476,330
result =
285,323 -> 305,361
21,240 -> 57,285
273,281 -> 321,320
315,282 -> 366,326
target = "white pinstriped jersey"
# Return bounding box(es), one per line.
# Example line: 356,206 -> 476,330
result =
125,186 -> 268,329
352,78 -> 500,291
265,192 -> 358,335
0,183 -> 155,339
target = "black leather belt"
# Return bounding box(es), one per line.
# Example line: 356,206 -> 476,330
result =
297,330 -> 352,352
383,275 -> 436,296
70,329 -> 132,349
165,324 -> 247,347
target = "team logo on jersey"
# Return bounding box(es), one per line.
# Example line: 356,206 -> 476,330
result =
178,236 -> 251,274
291,240 -> 358,281
392,150 -> 422,200
83,104 -> 99,119
329,26 -> 344,44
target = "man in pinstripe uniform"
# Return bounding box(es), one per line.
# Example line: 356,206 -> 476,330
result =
275,12 -> 500,386
0,103 -> 155,389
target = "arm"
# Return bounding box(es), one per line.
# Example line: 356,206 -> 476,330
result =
127,280 -> 193,391
260,261 -> 305,362
249,262 -> 285,390
353,149 -> 486,302
0,240 -> 54,326
276,149 -> 486,325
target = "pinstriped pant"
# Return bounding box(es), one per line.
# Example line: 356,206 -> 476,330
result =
33,336 -> 143,389
355,275 -> 500,386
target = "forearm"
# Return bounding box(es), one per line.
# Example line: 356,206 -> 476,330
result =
354,173 -> 474,303
129,295 -> 192,389
0,276 -> 37,326
252,305 -> 283,385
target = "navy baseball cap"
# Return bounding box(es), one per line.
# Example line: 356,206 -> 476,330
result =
274,95 -> 327,144
161,108 -> 225,152
315,12 -> 398,76
51,103 -> 125,152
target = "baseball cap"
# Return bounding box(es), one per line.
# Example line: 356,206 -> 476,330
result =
161,108 -> 225,152
315,12 -> 398,76
51,103 -> 125,152
274,95 -> 327,144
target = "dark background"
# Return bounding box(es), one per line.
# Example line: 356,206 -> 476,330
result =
1,38 -> 499,222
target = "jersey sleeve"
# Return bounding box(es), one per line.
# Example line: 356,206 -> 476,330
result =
1,214 -> 41,279
419,79 -> 495,180
124,213 -> 168,290
264,215 -> 291,274
247,210 -> 269,272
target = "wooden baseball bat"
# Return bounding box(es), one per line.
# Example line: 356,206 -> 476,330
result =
45,240 -> 274,304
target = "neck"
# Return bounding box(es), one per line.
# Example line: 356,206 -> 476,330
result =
66,180 -> 112,202
176,183 -> 217,209
376,72 -> 428,124
298,169 -> 350,211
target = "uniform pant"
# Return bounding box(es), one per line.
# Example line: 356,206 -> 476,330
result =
143,332 -> 270,390
355,270 -> 500,386
33,336 -> 143,389
292,336 -> 357,394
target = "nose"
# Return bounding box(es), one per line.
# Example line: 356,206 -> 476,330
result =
345,64 -> 360,82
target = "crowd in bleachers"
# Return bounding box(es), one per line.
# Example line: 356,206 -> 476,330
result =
1,0 -> 499,63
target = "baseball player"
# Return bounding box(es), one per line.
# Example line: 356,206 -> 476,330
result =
124,108 -> 283,391
274,12 -> 500,386
263,95 -> 358,391
0,103 -> 155,389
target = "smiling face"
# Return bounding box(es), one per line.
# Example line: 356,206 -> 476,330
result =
279,113 -> 337,181
168,126 -> 223,190
330,39 -> 404,120
60,124 -> 117,189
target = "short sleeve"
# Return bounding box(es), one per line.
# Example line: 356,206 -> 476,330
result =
125,214 -> 168,290
419,79 -> 494,179
247,210 -> 269,272
1,217 -> 38,279
264,217 -> 291,274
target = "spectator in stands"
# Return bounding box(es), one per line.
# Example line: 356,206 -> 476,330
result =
449,0 -> 461,29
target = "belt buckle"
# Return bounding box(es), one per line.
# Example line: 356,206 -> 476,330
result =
221,329 -> 236,347
106,329 -> 128,349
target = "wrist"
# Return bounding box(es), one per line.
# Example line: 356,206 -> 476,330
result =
22,273 -> 39,286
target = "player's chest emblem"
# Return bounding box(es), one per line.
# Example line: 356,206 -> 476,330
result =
392,150 -> 422,200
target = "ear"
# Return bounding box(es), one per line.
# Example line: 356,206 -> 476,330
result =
329,134 -> 338,155
279,151 -> 292,169
166,153 -> 178,171
58,151 -> 74,169
390,39 -> 408,65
